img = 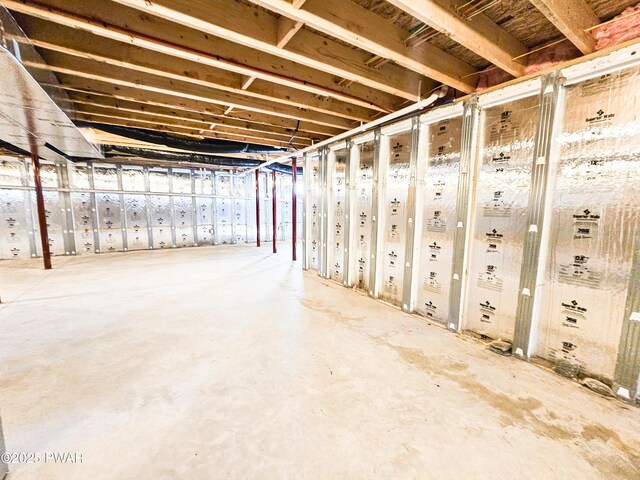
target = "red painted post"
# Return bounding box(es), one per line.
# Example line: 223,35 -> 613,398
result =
32,153 -> 52,269
272,170 -> 277,254
255,170 -> 261,247
292,157 -> 297,261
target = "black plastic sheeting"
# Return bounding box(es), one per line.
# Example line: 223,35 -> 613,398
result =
75,121 -> 289,155
104,145 -> 303,175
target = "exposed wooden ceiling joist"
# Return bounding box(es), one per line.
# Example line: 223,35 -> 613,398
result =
50,83 -> 343,138
109,0 -> 442,98
248,0 -> 477,92
3,0 -> 429,108
13,16 -> 379,123
74,109 -> 313,149
63,95 -> 324,142
24,51 -> 358,130
384,0 -> 527,77
529,0 -> 599,54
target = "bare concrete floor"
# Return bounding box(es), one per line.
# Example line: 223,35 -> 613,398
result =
0,245 -> 638,479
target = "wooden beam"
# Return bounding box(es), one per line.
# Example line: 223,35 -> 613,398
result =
277,16 -> 303,48
66,94 -> 327,141
249,0 -> 477,92
15,16 -> 378,122
73,108 -> 312,147
385,0 -> 527,77
292,0 -> 307,8
5,0 -> 420,107
49,82 -> 342,137
25,50 -> 358,130
108,0 -> 441,98
76,112 -> 301,149
529,0 -> 598,54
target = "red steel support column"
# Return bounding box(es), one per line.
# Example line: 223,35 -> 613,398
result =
292,157 -> 297,261
32,153 -> 52,269
272,170 -> 277,254
255,170 -> 261,247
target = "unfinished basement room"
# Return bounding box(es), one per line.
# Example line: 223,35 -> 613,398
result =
1,0 -> 640,478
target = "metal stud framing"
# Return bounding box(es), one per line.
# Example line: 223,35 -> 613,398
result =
342,142 -> 352,286
447,96 -> 480,331
143,166 -> 154,249
116,164 -> 129,251
401,117 -> 422,312
368,129 -> 382,297
87,161 -> 102,254
22,158 -> 38,257
319,147 -> 329,278
512,71 -> 565,359
301,154 -> 309,269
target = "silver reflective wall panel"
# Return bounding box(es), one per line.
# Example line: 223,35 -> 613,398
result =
0,188 -> 31,259
71,192 -> 95,254
196,197 -> 214,245
464,96 -> 539,340
535,67 -> 640,380
174,196 -> 195,247
96,192 -> 123,253
380,131 -> 412,305
0,157 -> 23,186
278,174 -> 293,240
124,194 -> 149,250
122,167 -> 145,192
70,163 -> 91,190
351,141 -> 375,292
93,165 -> 118,191
215,197 -> 233,244
172,170 -> 192,194
149,168 -> 170,193
233,197 -> 248,244
415,117 -> 464,324
329,149 -> 348,283
149,195 -> 171,249
308,155 -> 321,271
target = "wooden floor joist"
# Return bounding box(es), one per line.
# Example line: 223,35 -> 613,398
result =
14,16 -> 381,123
4,0 -> 421,108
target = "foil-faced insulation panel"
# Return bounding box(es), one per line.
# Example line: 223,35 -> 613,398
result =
0,188 -> 31,258
308,155 -> 322,271
172,170 -> 192,194
71,192 -> 95,254
38,191 -> 66,256
196,197 -> 214,245
234,198 -> 247,244
534,67 -> 640,379
329,149 -> 348,283
215,197 -> 233,244
124,194 -> 149,250
96,192 -> 123,253
173,196 -> 194,247
0,157 -> 23,186
149,195 -> 172,249
70,163 -> 91,190
39,162 -> 59,188
93,165 -> 118,191
216,174 -> 232,196
121,167 -> 145,192
351,141 -> 375,292
246,178 -> 257,244
149,168 -> 170,193
194,170 -> 213,195
415,117 -> 464,324
464,96 -> 539,340
380,131 -> 412,305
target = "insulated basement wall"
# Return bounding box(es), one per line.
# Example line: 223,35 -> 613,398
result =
303,43 -> 640,402
0,158 -> 302,259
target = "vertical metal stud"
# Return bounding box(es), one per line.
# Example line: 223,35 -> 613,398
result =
167,168 -> 177,248
255,169 -> 261,247
211,171 -> 218,245
88,161 -> 101,254
513,71 -> 564,359
56,161 -> 76,255
342,142 -> 352,286
302,154 -> 310,269
368,129 -> 382,297
402,117 -> 422,312
143,166 -> 153,249
613,232 -> 640,404
272,170 -> 277,253
116,164 -> 128,251
191,169 -> 199,246
448,96 -> 480,331
319,147 -> 329,277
